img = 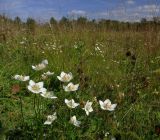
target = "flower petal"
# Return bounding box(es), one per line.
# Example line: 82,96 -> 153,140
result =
29,80 -> 35,86
104,99 -> 111,105
109,104 -> 117,111
57,76 -> 62,81
40,88 -> 47,94
37,82 -> 44,88
65,99 -> 69,104
60,71 -> 66,77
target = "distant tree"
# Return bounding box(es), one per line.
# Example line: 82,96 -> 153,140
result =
14,16 -> 21,25
77,17 -> 88,24
153,17 -> 160,23
50,17 -> 57,25
141,18 -> 147,23
59,16 -> 69,25
26,17 -> 36,34
91,19 -> 96,23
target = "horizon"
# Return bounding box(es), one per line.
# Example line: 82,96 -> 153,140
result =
0,0 -> 160,22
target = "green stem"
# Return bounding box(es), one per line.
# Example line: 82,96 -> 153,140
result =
19,96 -> 24,125
33,94 -> 38,119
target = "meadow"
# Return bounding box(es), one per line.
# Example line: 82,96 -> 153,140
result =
0,16 -> 160,140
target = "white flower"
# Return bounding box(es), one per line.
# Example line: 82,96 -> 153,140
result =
83,100 -> 93,116
95,46 -> 101,51
57,72 -> 73,82
99,99 -> 117,111
13,75 -> 29,81
43,71 -> 54,76
20,41 -> 25,44
104,132 -> 110,137
32,59 -> 48,71
63,82 -> 79,92
27,80 -> 46,94
70,116 -> 81,127
41,71 -> 54,79
41,74 -> 48,80
65,99 -> 79,108
32,64 -> 46,71
41,91 -> 57,99
42,59 -> 48,65
111,137 -> 116,140
44,112 -> 57,125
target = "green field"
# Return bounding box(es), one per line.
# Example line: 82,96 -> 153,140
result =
0,16 -> 160,140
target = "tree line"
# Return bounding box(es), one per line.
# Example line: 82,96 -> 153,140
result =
0,14 -> 160,35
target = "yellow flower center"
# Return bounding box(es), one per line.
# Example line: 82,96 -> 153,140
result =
63,75 -> 69,81
105,104 -> 111,109
19,75 -> 24,80
32,85 -> 40,91
68,85 -> 74,91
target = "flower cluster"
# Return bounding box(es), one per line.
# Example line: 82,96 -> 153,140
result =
32,59 -> 48,71
13,59 -> 117,128
13,75 -> 30,81
57,72 -> 79,92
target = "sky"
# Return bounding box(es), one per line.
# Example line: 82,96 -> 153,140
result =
0,0 -> 160,22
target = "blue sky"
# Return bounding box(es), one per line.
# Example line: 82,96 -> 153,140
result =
0,0 -> 160,22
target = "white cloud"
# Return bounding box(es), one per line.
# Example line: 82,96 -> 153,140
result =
1,1 -> 160,22
99,11 -> 109,17
68,10 -> 87,18
137,4 -> 160,13
98,8 -> 126,19
0,0 -> 25,10
126,0 -> 135,5
96,4 -> 160,22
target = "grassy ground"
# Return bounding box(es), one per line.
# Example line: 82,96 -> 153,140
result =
0,22 -> 160,140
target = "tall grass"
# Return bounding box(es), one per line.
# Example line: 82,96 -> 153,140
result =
0,17 -> 160,139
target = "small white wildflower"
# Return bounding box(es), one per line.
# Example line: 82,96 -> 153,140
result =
27,80 -> 46,94
13,75 -> 29,81
20,41 -> 25,44
57,72 -> 73,82
99,99 -> 117,111
32,59 -> 48,71
105,132 -> 110,137
112,60 -> 120,64
41,91 -> 57,99
42,59 -> 48,65
95,46 -> 101,51
44,112 -> 57,125
23,37 -> 27,40
153,89 -> 159,95
63,82 -> 79,92
111,137 -> 116,140
43,71 -> 54,76
70,116 -> 81,127
83,100 -> 93,116
41,74 -> 48,80
65,99 -> 79,108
